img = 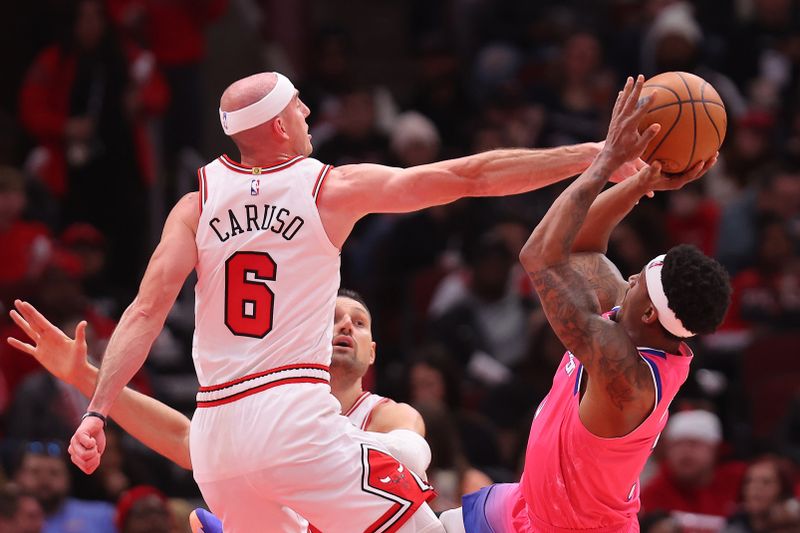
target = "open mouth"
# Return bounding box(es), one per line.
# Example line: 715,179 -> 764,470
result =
332,336 -> 354,349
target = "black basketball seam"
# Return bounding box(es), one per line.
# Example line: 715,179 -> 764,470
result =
676,73 -> 697,174
642,84 -> 682,164
700,81 -> 722,147
647,100 -> 724,113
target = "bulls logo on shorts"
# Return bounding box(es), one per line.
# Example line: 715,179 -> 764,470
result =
360,444 -> 435,533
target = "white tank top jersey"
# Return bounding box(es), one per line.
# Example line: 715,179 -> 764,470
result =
344,391 -> 392,430
192,155 -> 339,387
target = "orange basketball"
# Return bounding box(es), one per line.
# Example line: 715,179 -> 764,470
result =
637,71 -> 727,174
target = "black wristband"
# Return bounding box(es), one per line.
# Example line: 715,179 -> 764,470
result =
82,411 -> 107,428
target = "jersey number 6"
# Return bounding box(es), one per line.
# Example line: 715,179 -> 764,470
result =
224,251 -> 277,338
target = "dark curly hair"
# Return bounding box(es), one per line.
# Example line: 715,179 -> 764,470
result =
661,244 -> 731,335
337,288 -> 371,317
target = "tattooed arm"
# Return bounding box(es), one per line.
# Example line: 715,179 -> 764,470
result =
567,154 -> 713,311
521,76 -> 660,434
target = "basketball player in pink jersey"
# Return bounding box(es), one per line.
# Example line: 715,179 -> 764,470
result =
450,76 -> 731,532
63,70 -> 646,532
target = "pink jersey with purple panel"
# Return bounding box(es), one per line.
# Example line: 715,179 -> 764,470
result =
462,309 -> 693,532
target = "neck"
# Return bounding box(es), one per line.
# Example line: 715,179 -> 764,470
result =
235,140 -> 301,167
331,376 -> 364,414
625,325 -> 682,355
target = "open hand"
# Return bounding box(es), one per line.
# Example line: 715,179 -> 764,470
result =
635,153 -> 718,198
7,300 -> 90,387
602,75 -> 660,168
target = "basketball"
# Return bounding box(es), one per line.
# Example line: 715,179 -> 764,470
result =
637,71 -> 727,174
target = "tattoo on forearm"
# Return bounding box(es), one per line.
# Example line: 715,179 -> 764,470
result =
529,263 -> 646,409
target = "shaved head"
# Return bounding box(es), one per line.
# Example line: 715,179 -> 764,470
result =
220,72 -> 279,112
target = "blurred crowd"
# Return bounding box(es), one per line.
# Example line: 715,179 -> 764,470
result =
2,0 -> 800,531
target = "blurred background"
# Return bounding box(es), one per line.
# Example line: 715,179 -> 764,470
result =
1,0 -> 800,531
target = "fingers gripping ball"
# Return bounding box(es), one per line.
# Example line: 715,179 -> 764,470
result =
637,71 -> 727,174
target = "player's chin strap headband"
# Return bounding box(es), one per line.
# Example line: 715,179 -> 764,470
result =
645,254 -> 696,338
219,73 -> 296,136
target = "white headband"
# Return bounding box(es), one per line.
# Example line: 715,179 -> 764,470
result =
219,73 -> 296,136
645,254 -> 695,338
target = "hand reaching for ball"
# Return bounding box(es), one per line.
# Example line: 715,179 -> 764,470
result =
634,152 -> 718,198
601,75 -> 661,168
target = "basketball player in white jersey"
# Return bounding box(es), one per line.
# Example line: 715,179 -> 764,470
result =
7,289 -> 428,474
64,71 -> 644,532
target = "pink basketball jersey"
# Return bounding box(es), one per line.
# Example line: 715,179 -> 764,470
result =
518,310 -> 693,531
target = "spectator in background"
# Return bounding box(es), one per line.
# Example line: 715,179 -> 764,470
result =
0,482 -> 44,533
638,510 -> 679,533
534,31 -> 615,147
13,442 -> 116,533
60,223 -> 119,317
414,403 -> 492,513
18,0 -> 168,293
641,410 -> 746,520
641,2 -> 747,119
717,165 -> 800,275
665,181 -> 721,256
721,214 -> 800,336
430,230 -> 534,387
390,111 -> 441,168
0,167 -> 51,298
314,85 -> 390,165
115,486 -> 172,533
409,346 -> 503,476
106,0 -> 227,183
724,455 -> 797,533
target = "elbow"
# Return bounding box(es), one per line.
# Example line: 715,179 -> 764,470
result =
519,231 -> 548,272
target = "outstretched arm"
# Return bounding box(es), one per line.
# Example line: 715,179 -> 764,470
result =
521,76 -> 658,412
70,192 -> 199,474
318,143 -> 643,248
7,301 -> 192,469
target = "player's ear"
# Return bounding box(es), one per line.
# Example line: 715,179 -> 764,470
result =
272,116 -> 289,139
642,304 -> 659,325
369,342 -> 376,365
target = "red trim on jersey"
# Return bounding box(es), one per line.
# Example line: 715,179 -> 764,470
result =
201,167 -> 208,204
314,164 -> 333,205
197,363 -> 330,392
196,168 -> 204,213
196,376 -> 329,407
361,397 -> 392,431
344,391 -> 371,417
219,154 -> 304,174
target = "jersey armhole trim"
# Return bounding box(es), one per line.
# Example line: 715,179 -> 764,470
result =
313,164 -> 333,204
362,397 -> 392,430
197,167 -> 208,213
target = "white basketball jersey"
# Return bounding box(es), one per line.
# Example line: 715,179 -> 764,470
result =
192,155 -> 339,386
344,391 -> 392,430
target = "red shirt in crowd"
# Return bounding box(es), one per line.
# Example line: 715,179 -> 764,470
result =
641,461 -> 747,518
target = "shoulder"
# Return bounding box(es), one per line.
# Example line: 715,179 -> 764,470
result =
368,400 -> 425,436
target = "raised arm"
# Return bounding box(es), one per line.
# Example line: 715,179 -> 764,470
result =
69,192 -> 199,474
568,154 -> 714,311
521,77 -> 660,434
7,302 -> 192,469
317,143 -> 647,248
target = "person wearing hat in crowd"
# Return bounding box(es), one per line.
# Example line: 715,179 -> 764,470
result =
641,410 -> 746,520
115,485 -> 172,533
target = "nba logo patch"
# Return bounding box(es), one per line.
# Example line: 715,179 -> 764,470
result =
222,112 -> 228,130
250,179 -> 260,196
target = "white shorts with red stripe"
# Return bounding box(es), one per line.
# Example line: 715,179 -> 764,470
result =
189,369 -> 442,533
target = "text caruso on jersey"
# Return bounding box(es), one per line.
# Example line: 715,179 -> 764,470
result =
209,203 -> 305,242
